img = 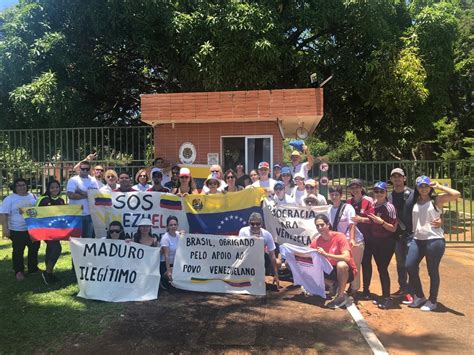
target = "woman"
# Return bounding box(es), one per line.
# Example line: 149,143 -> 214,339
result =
362,181 -> 397,309
133,169 -> 151,191
291,173 -> 306,205
0,178 -> 39,281
133,218 -> 159,247
224,169 -> 243,192
203,173 -> 223,195
235,163 -> 251,188
347,178 -> 374,299
106,221 -> 127,240
172,168 -> 198,196
160,216 -> 180,289
100,169 -> 120,192
280,166 -> 294,196
36,180 -> 65,284
406,176 -> 460,311
328,185 -> 365,295
249,169 -> 260,184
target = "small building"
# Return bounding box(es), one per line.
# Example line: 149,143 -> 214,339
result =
140,88 -> 323,172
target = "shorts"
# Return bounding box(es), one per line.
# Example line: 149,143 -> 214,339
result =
324,263 -> 354,283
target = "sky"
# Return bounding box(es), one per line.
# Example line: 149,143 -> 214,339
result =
0,0 -> 19,12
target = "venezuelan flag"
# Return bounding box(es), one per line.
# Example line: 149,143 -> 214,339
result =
191,277 -> 252,288
184,188 -> 266,235
21,205 -> 83,241
181,164 -> 212,192
160,194 -> 182,210
94,193 -> 112,206
295,255 -> 313,265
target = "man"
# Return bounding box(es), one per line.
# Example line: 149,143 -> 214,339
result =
147,168 -> 170,192
66,161 -> 99,238
310,214 -> 358,309
290,145 -> 314,180
202,164 -> 227,193
388,168 -> 441,303
239,212 -> 279,288
252,162 -> 277,191
153,157 -> 171,185
302,179 -> 327,206
165,165 -> 181,190
113,172 -> 137,192
273,181 -> 295,205
93,165 -> 105,188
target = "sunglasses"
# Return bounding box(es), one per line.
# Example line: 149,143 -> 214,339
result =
80,168 -> 89,171
139,174 -> 147,178
226,175 -> 235,179
109,230 -> 121,234
172,171 -> 180,175
106,175 -> 116,179
180,176 -> 190,179
374,189 -> 385,194
250,222 -> 261,227
211,170 -> 220,173
315,223 -> 326,228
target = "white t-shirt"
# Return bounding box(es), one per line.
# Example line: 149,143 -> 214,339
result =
413,201 -> 444,240
273,194 -> 296,205
252,178 -> 277,189
292,187 -> 306,205
329,204 -> 364,243
66,175 -> 99,215
0,193 -> 37,231
280,243 -> 333,298
291,162 -> 310,180
133,183 -> 152,192
238,226 -> 276,252
160,232 -> 179,262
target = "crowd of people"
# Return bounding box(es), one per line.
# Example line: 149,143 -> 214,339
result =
0,145 -> 461,312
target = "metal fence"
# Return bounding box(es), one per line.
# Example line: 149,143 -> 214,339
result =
312,160 -> 473,243
0,126 -> 472,243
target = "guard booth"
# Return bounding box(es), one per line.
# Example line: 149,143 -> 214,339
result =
140,88 -> 324,172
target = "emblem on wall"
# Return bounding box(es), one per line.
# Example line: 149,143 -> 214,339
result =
179,142 -> 197,164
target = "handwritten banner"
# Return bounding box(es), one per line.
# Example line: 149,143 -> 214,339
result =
88,191 -> 189,239
70,238 -> 161,302
172,234 -> 265,296
262,199 -> 330,247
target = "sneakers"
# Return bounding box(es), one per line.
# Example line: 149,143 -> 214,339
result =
326,282 -> 338,299
327,295 -> 348,309
377,297 -> 393,310
420,300 -> 437,312
16,272 -> 25,281
359,290 -> 371,300
391,289 -> 407,297
402,293 -> 414,305
408,295 -> 427,308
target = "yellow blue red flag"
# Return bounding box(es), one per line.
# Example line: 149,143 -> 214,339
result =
21,205 -> 83,241
183,188 -> 266,235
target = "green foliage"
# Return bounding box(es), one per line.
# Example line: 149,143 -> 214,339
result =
0,0 -> 471,160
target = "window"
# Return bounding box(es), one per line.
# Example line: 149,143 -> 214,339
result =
222,136 -> 273,172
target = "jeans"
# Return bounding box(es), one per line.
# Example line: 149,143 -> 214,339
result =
394,235 -> 413,292
10,230 -> 40,273
406,238 -> 445,303
45,240 -> 62,267
362,236 -> 396,297
82,215 -> 94,238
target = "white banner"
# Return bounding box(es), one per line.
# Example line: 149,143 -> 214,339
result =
70,238 -> 161,302
172,234 -> 266,296
262,199 -> 330,247
88,191 -> 189,239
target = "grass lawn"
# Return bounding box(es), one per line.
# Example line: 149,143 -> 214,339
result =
0,239 -> 124,353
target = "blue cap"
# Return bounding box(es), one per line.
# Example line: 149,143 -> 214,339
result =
289,140 -> 305,152
374,181 -> 388,190
280,166 -> 291,175
416,175 -> 431,186
274,181 -> 284,189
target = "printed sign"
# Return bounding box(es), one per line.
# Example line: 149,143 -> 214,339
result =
319,162 -> 329,172
172,234 -> 266,296
88,191 -> 189,239
70,238 -> 161,302
262,199 -> 330,246
319,176 -> 329,186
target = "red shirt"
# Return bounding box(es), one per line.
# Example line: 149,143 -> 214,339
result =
347,195 -> 374,237
310,231 -> 357,274
370,201 -> 397,238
